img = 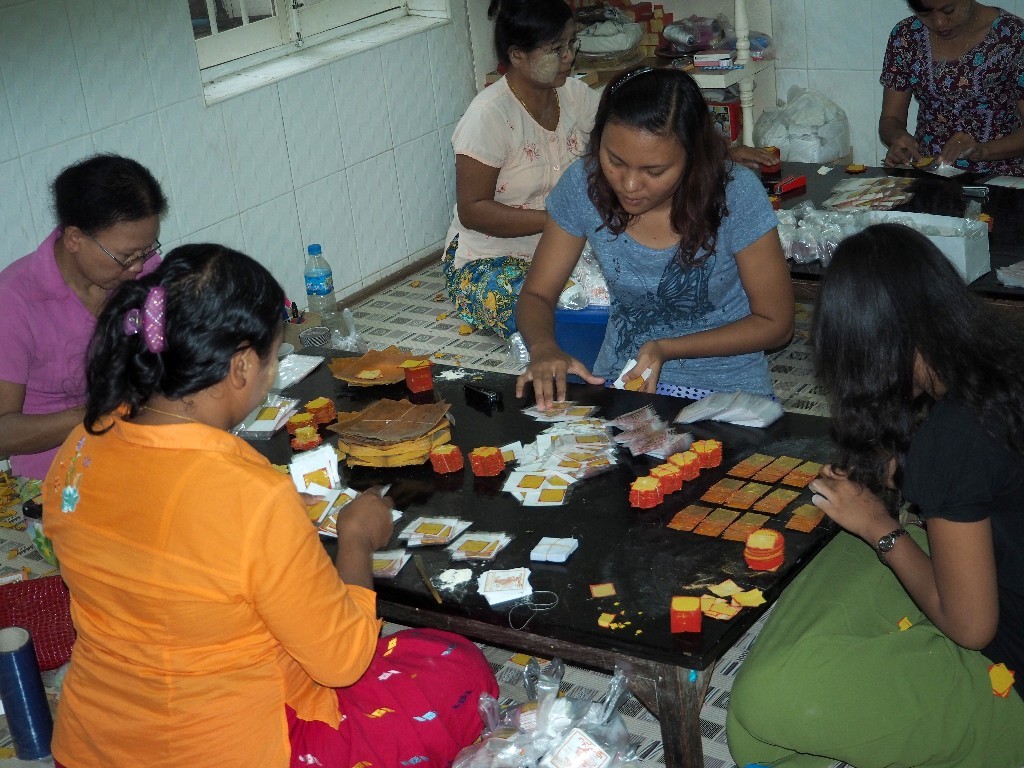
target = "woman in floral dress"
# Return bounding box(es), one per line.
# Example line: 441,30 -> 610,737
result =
879,0 -> 1024,175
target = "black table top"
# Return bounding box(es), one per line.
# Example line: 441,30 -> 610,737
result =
254,353 -> 839,671
774,162 -> 1024,301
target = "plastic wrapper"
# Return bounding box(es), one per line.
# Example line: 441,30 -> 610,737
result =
720,29 -> 775,61
558,243 -> 609,309
454,660 -> 639,768
326,308 -> 368,354
661,14 -> 726,53
777,202 -> 870,266
754,86 -> 851,164
576,8 -> 644,69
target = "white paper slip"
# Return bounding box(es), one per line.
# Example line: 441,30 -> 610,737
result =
986,175 -> 1024,189
612,358 -> 652,390
290,445 -> 341,491
530,537 -> 579,563
232,395 -> 299,440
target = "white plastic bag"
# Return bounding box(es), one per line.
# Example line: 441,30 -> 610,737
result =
754,86 -> 850,164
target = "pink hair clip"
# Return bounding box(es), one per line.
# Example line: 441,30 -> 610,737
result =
123,286 -> 166,353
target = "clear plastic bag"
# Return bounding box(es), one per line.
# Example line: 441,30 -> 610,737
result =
454,660 -> 640,768
558,243 -> 609,309
754,86 -> 851,164
326,308 -> 368,354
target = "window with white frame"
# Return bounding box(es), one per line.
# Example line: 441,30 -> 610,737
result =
189,0 -> 406,69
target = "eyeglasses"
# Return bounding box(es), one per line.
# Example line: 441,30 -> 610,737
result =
548,37 -> 581,59
88,234 -> 161,270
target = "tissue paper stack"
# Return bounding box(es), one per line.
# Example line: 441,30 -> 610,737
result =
673,391 -> 783,428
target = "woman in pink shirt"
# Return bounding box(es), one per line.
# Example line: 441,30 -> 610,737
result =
0,154 -> 167,481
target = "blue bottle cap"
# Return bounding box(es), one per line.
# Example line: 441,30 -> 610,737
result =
307,244 -> 322,255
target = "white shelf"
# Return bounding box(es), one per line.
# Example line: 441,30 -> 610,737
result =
691,59 -> 774,91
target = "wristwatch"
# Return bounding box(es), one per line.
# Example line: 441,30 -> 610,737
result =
876,527 -> 908,564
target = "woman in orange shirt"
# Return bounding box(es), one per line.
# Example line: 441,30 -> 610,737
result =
42,243 -> 497,768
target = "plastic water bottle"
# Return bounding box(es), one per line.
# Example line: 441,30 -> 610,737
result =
304,244 -> 336,316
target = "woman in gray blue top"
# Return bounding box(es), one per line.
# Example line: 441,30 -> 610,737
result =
514,66 -> 794,409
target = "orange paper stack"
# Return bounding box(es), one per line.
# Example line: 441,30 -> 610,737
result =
670,595 -> 702,633
286,412 -> 315,436
305,396 -> 337,426
744,529 -> 785,571
668,450 -> 701,480
469,446 -> 505,477
692,439 -> 723,468
650,463 -> 683,494
429,444 -> 464,474
403,360 -> 434,393
629,476 -> 664,509
290,426 -> 323,451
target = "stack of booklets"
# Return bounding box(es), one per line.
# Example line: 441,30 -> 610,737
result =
233,395 -> 299,439
476,568 -> 532,606
447,532 -> 512,561
398,517 -> 471,546
372,549 -> 411,578
693,50 -> 735,67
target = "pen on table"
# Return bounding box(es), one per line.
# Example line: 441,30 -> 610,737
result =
414,555 -> 443,604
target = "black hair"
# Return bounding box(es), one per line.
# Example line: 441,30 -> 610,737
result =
907,0 -> 928,11
84,244 -> 284,432
585,66 -> 730,268
488,0 -> 573,68
52,153 -> 168,234
812,223 -> 1024,495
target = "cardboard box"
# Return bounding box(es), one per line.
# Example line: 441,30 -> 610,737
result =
867,211 -> 991,283
705,98 -> 741,143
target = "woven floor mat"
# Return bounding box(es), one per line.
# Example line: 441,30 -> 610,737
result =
352,263 -> 830,418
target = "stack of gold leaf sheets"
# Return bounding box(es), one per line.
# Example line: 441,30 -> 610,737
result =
328,346 -> 432,387
329,399 -> 452,467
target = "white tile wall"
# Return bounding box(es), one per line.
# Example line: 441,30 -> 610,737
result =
0,69 -> 19,164
396,131 -> 451,255
381,33 -> 440,147
239,192 -> 305,305
278,64 -> 347,189
222,86 -> 293,213
69,0 -> 156,133
0,0 -> 91,156
347,150 -> 408,283
20,136 -> 97,243
0,159 -> 35,262
334,50 -> 394,167
0,0 -> 475,303
295,171 -> 360,291
440,119 -> 460,222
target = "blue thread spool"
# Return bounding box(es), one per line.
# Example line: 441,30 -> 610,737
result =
0,627 -> 53,759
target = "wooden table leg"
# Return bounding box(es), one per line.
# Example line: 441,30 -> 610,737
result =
630,663 -> 714,768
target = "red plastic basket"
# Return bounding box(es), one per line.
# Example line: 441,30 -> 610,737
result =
0,575 -> 76,671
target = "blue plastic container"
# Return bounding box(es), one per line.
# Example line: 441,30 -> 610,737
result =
554,305 -> 609,371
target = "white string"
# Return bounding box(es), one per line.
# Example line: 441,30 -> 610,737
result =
507,591 -> 559,630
